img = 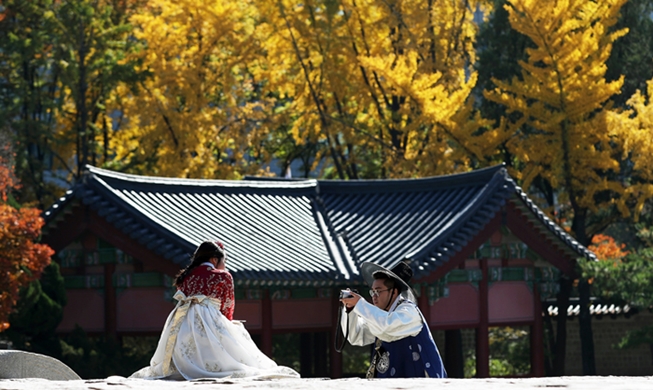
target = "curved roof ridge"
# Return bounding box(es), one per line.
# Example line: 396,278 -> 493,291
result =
318,164 -> 505,193
405,167 -> 514,266
85,165 -> 318,190
511,184 -> 596,261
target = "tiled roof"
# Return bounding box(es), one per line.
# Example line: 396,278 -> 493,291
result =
44,167 -> 341,287
319,166 -> 517,279
43,165 -> 595,286
511,185 -> 596,264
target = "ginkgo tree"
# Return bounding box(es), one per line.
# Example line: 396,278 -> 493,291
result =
254,0 -> 502,179
109,0 -> 276,179
484,0 -> 630,246
481,0 -> 653,375
0,0 -> 142,207
111,0 -> 502,180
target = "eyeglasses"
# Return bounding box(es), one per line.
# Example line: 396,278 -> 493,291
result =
369,288 -> 392,298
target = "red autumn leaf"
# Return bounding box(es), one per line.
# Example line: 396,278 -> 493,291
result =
0,158 -> 54,332
588,234 -> 629,262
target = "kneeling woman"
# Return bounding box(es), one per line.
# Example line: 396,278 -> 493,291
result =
131,241 -> 299,380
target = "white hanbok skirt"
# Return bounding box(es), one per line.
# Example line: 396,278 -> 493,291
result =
130,291 -> 299,380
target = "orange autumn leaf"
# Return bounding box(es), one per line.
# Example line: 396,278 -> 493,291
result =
588,234 -> 629,262
0,158 -> 54,332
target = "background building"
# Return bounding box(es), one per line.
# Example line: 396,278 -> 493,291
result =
42,165 -> 652,377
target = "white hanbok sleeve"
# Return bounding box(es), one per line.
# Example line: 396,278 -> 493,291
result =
340,305 -> 377,347
348,299 -> 423,343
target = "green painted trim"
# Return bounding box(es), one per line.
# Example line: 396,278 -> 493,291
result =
270,289 -> 291,300
472,241 -> 531,259
63,275 -> 105,289
291,288 -> 317,299
58,248 -> 83,268
317,288 -> 332,299
446,269 -> 469,283
131,273 -> 164,287
245,289 -> 262,300
535,267 -> 560,281
489,267 -> 530,282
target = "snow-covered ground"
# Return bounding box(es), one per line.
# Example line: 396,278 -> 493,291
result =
1,375 -> 652,390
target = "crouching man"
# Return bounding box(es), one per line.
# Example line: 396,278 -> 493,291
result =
340,261 -> 446,379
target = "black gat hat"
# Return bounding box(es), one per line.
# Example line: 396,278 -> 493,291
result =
360,260 -> 417,299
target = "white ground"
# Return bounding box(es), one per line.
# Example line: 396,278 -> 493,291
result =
0,376 -> 652,390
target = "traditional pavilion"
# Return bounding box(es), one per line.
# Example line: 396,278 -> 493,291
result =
42,165 -> 595,378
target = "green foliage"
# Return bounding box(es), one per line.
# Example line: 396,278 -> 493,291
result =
580,253 -> 653,308
4,262 -> 66,356
0,0 -> 62,208
272,332 -> 301,373
464,326 -> 530,378
580,228 -> 653,349
616,324 -> 653,349
51,0 -> 144,175
0,0 -> 144,207
341,343 -> 369,377
488,326 -> 530,376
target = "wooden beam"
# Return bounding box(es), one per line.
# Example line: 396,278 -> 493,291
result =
42,205 -> 89,252
104,262 -> 117,339
418,284 -> 431,324
505,202 -> 576,277
476,259 -> 490,378
416,213 -> 502,284
43,206 -> 181,277
87,212 -> 180,277
262,289 -> 273,357
531,284 -> 545,377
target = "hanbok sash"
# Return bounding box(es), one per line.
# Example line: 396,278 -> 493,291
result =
161,291 -> 222,375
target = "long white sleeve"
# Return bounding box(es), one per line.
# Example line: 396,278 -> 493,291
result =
340,305 -> 376,346
341,298 -> 423,346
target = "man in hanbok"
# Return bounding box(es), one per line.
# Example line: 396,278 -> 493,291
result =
340,261 -> 447,379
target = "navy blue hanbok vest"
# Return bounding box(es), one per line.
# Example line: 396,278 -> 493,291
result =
373,306 -> 447,378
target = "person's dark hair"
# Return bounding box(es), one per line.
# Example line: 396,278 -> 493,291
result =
174,241 -> 225,287
373,272 -> 398,292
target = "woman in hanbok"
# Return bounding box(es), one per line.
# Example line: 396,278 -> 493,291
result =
131,241 -> 299,380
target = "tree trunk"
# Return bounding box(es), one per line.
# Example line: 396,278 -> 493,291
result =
571,210 -> 596,375
578,278 -> 596,375
553,277 -> 572,376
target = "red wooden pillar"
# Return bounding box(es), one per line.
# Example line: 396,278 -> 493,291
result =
330,288 -> 343,378
531,282 -> 545,376
104,262 -> 117,339
418,284 -> 431,323
262,289 -> 273,357
476,259 -> 490,378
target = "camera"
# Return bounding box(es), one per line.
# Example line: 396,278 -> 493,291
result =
339,290 -> 353,299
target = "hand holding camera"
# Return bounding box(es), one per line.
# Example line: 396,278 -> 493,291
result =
339,288 -> 360,311
339,289 -> 353,299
